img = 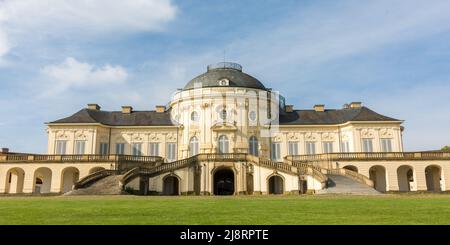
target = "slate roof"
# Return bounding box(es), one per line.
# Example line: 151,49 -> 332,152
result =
183,67 -> 266,91
49,106 -> 400,126
49,109 -> 174,126
279,106 -> 401,125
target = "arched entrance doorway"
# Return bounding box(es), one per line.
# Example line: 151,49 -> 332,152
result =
61,167 -> 80,193
5,167 -> 25,194
163,176 -> 179,195
33,167 -> 52,194
397,165 -> 414,191
425,165 -> 442,191
268,175 -> 284,194
213,168 -> 234,195
343,165 -> 358,173
369,165 -> 387,192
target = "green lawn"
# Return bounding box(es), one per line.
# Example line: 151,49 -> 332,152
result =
0,194 -> 450,225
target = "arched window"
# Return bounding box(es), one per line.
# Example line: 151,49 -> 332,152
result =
249,136 -> 258,156
189,137 -> 199,157
191,111 -> 199,122
218,135 -> 229,154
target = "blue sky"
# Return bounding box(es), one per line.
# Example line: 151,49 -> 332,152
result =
1,0 -> 450,153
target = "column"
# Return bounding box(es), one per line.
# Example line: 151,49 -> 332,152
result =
50,167 -> 63,193
23,170 -> 35,194
415,165 -> 427,191
386,165 -> 399,191
0,169 -> 6,193
253,164 -> 262,195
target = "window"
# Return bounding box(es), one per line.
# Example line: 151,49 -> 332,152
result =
218,135 -> 229,153
341,141 -> 350,153
323,141 -> 333,153
218,78 -> 229,86
306,141 -> 316,155
249,136 -> 259,156
55,140 -> 67,155
271,142 -> 281,161
100,143 -> 109,155
132,143 -> 142,156
362,139 -> 373,152
219,109 -> 227,120
381,138 -> 392,152
116,143 -> 125,155
249,111 -> 257,121
149,143 -> 159,156
189,137 -> 199,157
288,141 -> 299,155
166,143 -> 177,161
191,111 -> 199,122
75,140 -> 86,154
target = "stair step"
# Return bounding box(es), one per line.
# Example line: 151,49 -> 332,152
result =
317,174 -> 380,195
65,175 -> 127,195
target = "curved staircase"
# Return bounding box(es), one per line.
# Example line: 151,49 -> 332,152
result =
65,175 -> 127,195
317,174 -> 380,195
68,153 -> 377,195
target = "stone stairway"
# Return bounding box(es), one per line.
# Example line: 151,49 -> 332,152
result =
65,175 -> 127,195
317,174 -> 380,195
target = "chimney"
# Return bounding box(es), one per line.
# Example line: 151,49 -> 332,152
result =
87,104 -> 101,110
121,106 -> 133,114
155,105 -> 165,113
285,105 -> 294,113
313,104 -> 325,112
349,102 -> 362,108
1,148 -> 9,154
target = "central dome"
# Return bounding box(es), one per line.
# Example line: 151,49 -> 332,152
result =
183,62 -> 266,91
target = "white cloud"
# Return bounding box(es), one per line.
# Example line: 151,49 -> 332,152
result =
0,0 -> 177,58
41,57 -> 128,94
144,0 -> 450,151
220,0 -> 450,77
0,29 -> 9,57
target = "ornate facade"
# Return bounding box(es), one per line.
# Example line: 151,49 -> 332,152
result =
1,62 -> 449,195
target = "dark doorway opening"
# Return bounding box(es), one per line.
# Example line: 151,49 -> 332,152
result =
163,176 -> 179,195
214,168 -> 234,195
268,175 -> 284,194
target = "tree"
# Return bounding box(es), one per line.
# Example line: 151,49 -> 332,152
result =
442,146 -> 450,151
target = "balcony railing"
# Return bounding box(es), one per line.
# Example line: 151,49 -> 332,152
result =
285,151 -> 450,162
0,153 -> 163,165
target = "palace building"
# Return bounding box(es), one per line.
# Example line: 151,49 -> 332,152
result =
1,62 -> 449,195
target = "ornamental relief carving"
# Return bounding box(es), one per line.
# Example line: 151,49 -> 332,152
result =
304,132 -> 317,141
201,102 -> 211,109
189,131 -> 200,138
166,133 -> 177,142
272,135 -> 283,142
131,134 -> 144,142
149,133 -> 160,142
341,133 -> 350,141
287,132 -> 299,141
321,132 -> 335,141
380,128 -> 393,138
248,130 -> 258,137
361,129 -> 374,138
56,132 -> 69,140
75,131 -> 88,140
114,135 -> 126,142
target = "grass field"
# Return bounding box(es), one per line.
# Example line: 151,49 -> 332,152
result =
1,194 -> 450,225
